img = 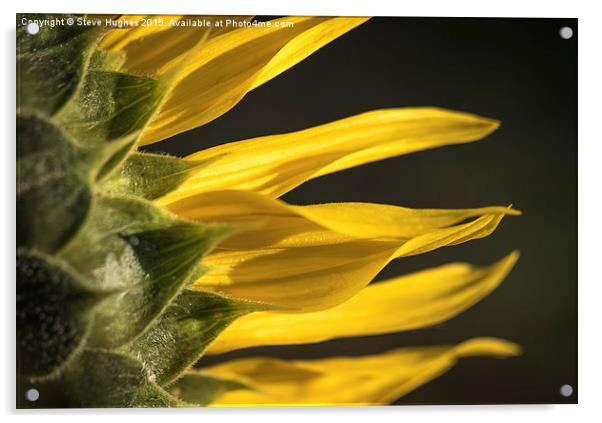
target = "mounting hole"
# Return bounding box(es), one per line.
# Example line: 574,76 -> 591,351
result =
559,384 -> 573,397
559,26 -> 573,40
25,388 -> 39,402
26,22 -> 40,35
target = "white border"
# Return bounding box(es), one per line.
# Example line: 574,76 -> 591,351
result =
3,1 -> 600,422
4,0 -> 584,17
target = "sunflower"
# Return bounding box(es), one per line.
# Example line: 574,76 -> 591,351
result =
16,14 -> 520,407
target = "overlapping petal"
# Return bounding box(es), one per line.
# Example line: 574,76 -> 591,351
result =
99,15 -> 175,52
99,15 -> 253,76
203,338 -> 521,406
156,108 -> 500,204
138,16 -> 369,144
167,190 -> 519,311
207,252 -> 518,354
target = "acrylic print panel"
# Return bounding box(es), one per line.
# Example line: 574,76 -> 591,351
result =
16,14 -> 577,408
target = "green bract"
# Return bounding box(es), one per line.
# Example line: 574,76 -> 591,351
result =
16,14 -> 260,408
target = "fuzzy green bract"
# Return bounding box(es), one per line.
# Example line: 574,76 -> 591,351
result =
16,14 -> 259,408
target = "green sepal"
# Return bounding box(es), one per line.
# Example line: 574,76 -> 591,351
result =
54,69 -> 166,146
17,112 -> 137,252
60,350 -> 184,408
16,249 -> 108,379
124,289 -> 263,386
17,14 -> 102,116
59,194 -> 234,348
17,113 -> 94,252
52,66 -> 170,180
169,371 -> 252,406
100,151 -> 207,200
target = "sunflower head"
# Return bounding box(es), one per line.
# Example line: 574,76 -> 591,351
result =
17,14 -> 519,408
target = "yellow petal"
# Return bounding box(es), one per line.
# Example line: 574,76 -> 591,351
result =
100,16 -> 254,76
99,16 -> 179,52
207,252 -> 519,354
140,16 -> 368,145
171,190 -> 518,311
204,337 -> 521,406
156,108 -> 499,205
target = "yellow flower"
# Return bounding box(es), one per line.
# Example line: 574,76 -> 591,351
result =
100,15 -> 521,406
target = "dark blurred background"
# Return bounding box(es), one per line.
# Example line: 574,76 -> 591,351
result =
146,17 -> 577,404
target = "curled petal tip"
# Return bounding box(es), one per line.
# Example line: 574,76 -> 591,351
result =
456,337 -> 523,358
489,118 -> 502,130
476,115 -> 501,133
506,205 -> 522,216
